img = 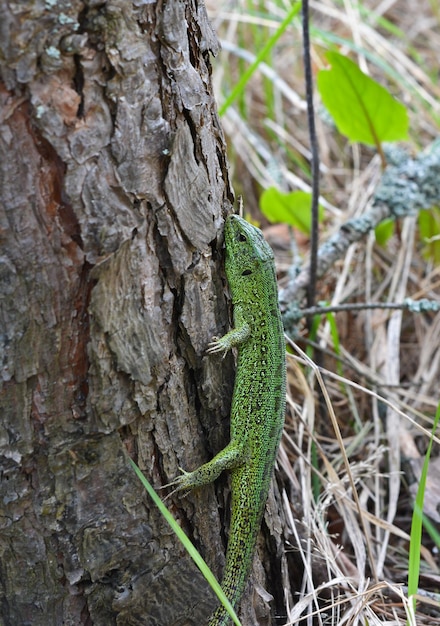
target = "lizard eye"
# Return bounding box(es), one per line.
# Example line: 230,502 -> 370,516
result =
238,233 -> 247,242
242,269 -> 252,276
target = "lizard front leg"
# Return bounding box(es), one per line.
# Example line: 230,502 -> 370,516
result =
206,316 -> 251,356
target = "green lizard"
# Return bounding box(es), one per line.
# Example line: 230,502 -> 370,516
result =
171,214 -> 286,625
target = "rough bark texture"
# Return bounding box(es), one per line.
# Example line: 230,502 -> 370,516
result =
0,2 -> 290,625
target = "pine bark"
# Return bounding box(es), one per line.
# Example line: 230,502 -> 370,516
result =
0,2 -> 290,624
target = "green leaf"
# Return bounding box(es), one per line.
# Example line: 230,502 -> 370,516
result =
418,207 -> 440,264
260,188 -> 324,234
317,51 -> 409,146
375,218 -> 395,246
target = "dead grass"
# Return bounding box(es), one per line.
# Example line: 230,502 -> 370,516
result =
207,1 -> 440,624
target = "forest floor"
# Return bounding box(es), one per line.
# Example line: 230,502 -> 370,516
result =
207,1 -> 440,624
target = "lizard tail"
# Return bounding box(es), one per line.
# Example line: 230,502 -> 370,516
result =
207,506 -> 262,625
208,605 -> 234,626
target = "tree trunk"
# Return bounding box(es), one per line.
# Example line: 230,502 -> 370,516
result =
0,2 -> 291,624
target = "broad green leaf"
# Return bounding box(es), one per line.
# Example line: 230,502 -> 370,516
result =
317,51 -> 409,146
375,218 -> 395,246
418,207 -> 440,264
260,188 -> 324,234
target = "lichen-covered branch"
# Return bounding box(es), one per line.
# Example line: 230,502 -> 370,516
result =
281,140 -> 440,324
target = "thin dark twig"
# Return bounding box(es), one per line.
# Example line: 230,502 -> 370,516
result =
297,299 -> 440,321
302,0 -> 320,310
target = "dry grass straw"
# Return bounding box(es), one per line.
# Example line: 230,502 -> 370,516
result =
207,0 -> 440,623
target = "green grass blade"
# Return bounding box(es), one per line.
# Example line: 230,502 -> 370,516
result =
421,511 -> 440,548
407,402 -> 440,618
218,1 -> 302,116
129,458 -> 242,626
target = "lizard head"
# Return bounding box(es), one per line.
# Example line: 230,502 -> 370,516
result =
223,214 -> 276,301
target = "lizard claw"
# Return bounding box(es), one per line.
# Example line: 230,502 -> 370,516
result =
162,467 -> 192,500
206,337 -> 228,357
